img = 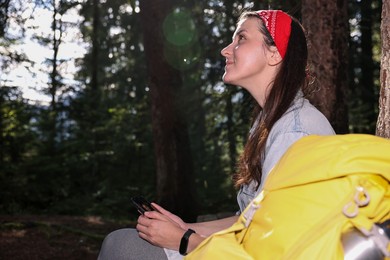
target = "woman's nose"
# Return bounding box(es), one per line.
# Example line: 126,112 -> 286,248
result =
221,43 -> 232,57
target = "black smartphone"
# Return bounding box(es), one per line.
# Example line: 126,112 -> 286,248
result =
131,196 -> 155,215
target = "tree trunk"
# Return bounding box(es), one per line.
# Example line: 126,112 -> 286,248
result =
376,0 -> 390,138
48,0 -> 62,155
302,0 -> 349,134
0,0 -> 10,37
0,91 -> 4,164
226,89 -> 236,172
90,0 -> 100,177
224,2 -> 237,173
139,0 -> 197,221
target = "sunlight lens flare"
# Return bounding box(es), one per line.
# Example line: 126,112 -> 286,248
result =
162,8 -> 200,70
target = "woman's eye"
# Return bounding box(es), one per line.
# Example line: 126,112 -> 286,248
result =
238,35 -> 245,41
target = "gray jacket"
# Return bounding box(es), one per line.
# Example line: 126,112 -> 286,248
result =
237,92 -> 335,212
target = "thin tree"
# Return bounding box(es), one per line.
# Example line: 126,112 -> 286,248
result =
301,0 -> 349,134
47,0 -> 63,154
0,0 -> 10,37
376,0 -> 390,138
88,0 -> 101,177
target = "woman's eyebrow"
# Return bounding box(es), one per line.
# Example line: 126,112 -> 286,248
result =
232,29 -> 246,40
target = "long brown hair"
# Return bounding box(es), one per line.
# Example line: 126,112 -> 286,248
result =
234,11 -> 311,188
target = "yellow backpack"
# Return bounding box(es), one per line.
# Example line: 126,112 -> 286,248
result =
186,134 -> 390,259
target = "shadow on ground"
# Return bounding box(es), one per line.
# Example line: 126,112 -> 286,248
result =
0,215 -> 134,260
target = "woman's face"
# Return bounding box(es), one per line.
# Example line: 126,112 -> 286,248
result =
221,17 -> 276,103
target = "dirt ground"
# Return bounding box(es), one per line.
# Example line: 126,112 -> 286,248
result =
0,215 -> 134,260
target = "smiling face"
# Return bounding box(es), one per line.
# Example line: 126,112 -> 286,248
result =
221,17 -> 281,107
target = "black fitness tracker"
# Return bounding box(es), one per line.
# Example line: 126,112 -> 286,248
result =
179,229 -> 196,255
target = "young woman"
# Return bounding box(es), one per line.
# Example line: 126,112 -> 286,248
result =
98,10 -> 335,260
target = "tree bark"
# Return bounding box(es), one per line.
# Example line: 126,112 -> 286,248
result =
302,0 -> 349,134
376,0 -> 390,138
139,0 -> 197,221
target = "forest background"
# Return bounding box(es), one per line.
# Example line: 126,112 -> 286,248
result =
0,0 -> 386,225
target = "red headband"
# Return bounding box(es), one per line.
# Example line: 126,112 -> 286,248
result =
256,10 -> 292,59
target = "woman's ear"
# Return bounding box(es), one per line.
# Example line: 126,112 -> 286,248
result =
267,46 -> 283,66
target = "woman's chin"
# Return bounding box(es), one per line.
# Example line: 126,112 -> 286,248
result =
222,76 -> 233,84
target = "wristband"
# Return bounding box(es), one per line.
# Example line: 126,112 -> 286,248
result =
179,229 -> 196,255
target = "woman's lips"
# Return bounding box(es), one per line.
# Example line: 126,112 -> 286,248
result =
225,61 -> 234,68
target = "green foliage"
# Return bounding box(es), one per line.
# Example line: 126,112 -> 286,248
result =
347,0 -> 381,134
0,87 -> 39,213
0,0 -> 383,219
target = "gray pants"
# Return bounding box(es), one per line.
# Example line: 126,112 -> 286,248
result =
98,228 -> 168,260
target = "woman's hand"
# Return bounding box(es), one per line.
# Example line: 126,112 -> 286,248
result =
136,210 -> 186,250
136,203 -> 233,252
151,203 -> 188,230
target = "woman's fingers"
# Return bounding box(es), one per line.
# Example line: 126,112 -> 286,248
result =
144,210 -> 168,221
151,203 -> 188,229
150,203 -> 168,214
